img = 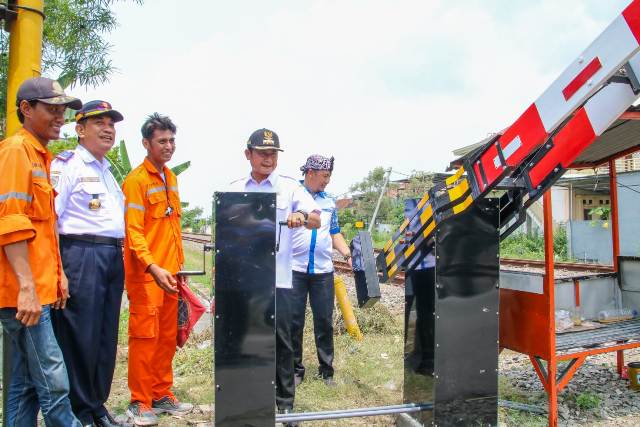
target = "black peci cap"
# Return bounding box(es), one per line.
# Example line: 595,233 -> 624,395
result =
247,128 -> 283,152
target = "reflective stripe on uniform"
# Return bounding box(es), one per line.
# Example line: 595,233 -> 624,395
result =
146,186 -> 166,196
169,185 -> 178,192
0,191 -> 33,203
127,202 -> 145,212
32,170 -> 47,178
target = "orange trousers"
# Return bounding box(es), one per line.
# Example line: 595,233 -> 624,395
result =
127,280 -> 178,406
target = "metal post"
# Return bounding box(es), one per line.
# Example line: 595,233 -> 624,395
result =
368,168 -> 391,233
276,403 -> 434,423
609,160 -> 620,272
334,275 -> 363,340
609,159 -> 625,377
3,2 -> 44,423
5,0 -> 44,136
543,191 -> 557,427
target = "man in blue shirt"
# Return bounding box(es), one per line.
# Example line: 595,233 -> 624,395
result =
290,155 -> 352,386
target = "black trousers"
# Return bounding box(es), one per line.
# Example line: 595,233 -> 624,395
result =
276,287 -> 295,410
290,270 -> 335,380
52,237 -> 124,424
405,267 -> 436,373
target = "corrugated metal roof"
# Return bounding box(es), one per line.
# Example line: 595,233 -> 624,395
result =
571,117 -> 640,167
554,174 -> 611,194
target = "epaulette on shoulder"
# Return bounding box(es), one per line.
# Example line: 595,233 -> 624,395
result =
56,150 -> 75,162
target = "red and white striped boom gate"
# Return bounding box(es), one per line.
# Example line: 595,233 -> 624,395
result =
378,0 -> 640,281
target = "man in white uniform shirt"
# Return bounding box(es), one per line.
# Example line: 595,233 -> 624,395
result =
290,155 -> 352,387
50,100 -> 125,427
228,128 -> 320,421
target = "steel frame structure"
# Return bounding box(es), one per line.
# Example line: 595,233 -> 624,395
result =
500,152 -> 640,427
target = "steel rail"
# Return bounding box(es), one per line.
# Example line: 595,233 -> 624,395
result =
276,399 -> 544,422
276,403 -> 433,423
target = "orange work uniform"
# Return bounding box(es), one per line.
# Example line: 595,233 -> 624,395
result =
0,128 -> 62,308
122,157 -> 184,406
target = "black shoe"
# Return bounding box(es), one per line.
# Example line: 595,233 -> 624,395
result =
94,413 -> 124,427
294,374 -> 304,387
278,408 -> 299,427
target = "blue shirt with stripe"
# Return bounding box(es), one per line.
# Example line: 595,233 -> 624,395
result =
292,186 -> 340,274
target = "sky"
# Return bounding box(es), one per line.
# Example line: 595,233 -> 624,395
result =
61,0 -> 632,214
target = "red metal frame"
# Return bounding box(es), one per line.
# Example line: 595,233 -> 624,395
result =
620,111 -> 640,120
499,151 -> 640,427
543,191 -> 558,427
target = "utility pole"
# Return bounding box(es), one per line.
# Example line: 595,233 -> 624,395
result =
368,167 -> 392,233
1,1 -> 44,423
4,0 -> 44,135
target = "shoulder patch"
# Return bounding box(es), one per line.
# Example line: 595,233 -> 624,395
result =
56,150 -> 75,162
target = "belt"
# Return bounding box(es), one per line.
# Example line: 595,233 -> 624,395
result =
61,234 -> 124,247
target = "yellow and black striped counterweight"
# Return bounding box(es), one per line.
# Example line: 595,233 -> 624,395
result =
377,167 -> 475,282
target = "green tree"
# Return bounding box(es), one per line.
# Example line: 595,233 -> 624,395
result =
47,135 -> 78,155
1,0 -> 143,135
182,206 -> 204,232
349,167 -> 397,226
403,171 -> 436,199
500,227 -> 570,261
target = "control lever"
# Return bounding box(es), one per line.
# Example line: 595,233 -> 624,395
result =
177,243 -> 213,276
275,219 -> 308,252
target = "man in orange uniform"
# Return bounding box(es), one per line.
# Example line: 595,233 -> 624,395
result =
122,113 -> 193,426
0,77 -> 83,426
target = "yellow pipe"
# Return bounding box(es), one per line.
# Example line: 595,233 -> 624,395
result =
334,275 -> 363,341
5,0 -> 44,136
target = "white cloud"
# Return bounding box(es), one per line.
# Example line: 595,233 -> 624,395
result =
65,0 -> 631,213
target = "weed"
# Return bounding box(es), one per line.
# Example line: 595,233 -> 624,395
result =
335,302 -> 400,335
500,408 -> 548,427
574,391 -> 601,410
499,376 -> 528,404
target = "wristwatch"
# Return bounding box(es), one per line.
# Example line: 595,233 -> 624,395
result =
296,210 -> 309,221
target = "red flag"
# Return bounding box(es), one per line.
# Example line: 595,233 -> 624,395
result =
177,281 -> 207,348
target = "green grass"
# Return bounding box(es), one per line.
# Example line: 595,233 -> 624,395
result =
498,377 -> 548,426
294,305 -> 403,426
182,244 -> 213,295
499,408 -> 548,427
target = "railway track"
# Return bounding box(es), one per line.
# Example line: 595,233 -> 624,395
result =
500,257 -> 614,273
180,234 -> 613,282
182,232 -> 212,244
